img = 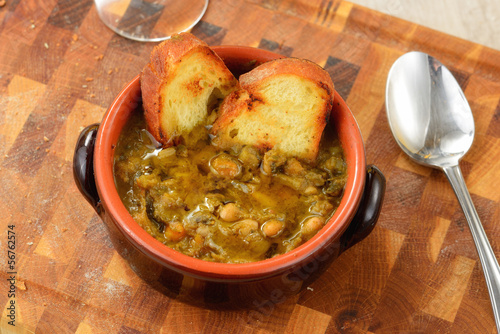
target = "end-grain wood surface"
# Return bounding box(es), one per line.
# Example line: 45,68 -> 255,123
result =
1,0 -> 499,333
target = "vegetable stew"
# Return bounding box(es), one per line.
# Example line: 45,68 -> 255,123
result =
113,109 -> 347,263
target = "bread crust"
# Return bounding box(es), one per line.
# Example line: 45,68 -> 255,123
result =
240,58 -> 334,97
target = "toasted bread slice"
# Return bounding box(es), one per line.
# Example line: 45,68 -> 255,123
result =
211,58 -> 334,162
141,33 -> 239,147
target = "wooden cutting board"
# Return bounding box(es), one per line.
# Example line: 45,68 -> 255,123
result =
1,0 -> 499,333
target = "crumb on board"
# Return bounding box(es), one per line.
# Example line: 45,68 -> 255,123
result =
16,281 -> 27,291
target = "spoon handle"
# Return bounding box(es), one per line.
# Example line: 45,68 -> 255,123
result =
443,165 -> 500,330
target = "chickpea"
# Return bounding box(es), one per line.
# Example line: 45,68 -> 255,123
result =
261,219 -> 285,238
245,232 -> 271,256
165,221 -> 186,242
284,158 -> 305,176
219,203 -> 243,222
233,219 -> 259,237
210,153 -> 242,179
301,216 -> 324,237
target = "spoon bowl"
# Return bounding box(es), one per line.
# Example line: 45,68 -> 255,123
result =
386,51 -> 500,331
386,51 -> 475,168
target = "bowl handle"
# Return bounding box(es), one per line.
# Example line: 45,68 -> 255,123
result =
339,165 -> 386,254
73,124 -> 102,214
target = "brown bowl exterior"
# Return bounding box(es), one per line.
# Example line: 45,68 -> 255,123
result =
73,46 -> 385,307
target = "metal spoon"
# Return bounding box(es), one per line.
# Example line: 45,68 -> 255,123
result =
386,51 -> 500,330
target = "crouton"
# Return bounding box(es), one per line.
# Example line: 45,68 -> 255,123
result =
211,58 -> 334,162
141,33 -> 240,147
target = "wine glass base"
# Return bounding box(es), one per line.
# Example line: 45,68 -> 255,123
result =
95,0 -> 209,42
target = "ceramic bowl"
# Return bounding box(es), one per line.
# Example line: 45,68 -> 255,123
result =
73,46 -> 385,308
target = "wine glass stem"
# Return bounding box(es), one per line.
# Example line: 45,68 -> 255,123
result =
442,164 -> 500,331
